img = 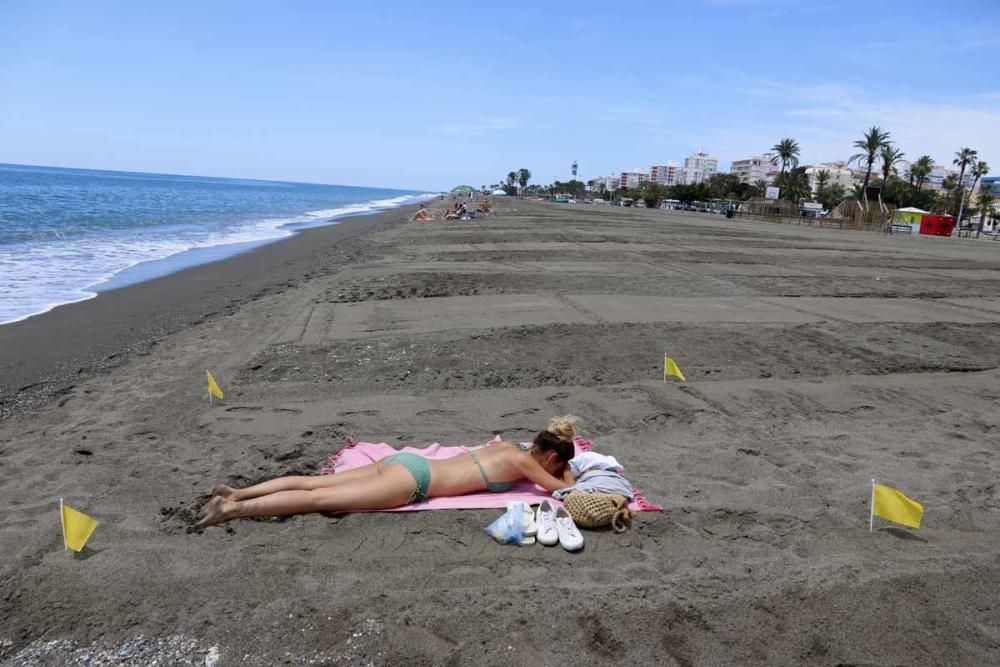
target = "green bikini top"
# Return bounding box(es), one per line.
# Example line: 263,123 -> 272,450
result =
469,450 -> 515,493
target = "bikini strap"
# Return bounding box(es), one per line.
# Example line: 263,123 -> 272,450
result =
469,450 -> 492,488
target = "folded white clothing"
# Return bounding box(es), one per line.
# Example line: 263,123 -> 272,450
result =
569,451 -> 624,477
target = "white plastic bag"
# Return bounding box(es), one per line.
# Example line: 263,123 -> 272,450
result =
484,503 -> 524,545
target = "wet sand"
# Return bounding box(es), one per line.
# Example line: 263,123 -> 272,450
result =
2,199 -> 999,664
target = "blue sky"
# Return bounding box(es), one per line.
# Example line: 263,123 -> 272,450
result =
1,0 -> 998,190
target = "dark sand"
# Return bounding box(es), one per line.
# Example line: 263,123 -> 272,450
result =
2,200 -> 999,665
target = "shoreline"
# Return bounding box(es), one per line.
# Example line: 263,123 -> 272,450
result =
0,202 -> 425,418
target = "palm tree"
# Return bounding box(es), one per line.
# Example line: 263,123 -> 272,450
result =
850,126 -> 892,192
517,168 -> 531,194
753,179 -> 769,197
970,160 -> 989,197
780,167 -> 811,202
879,145 -> 905,184
940,174 -> 958,214
819,183 -> 847,211
910,155 -> 934,191
505,171 -> 518,195
814,169 -> 830,195
769,138 -> 800,180
953,147 -> 978,219
976,184 -> 995,238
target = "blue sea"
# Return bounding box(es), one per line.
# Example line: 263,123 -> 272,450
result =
0,164 -> 433,325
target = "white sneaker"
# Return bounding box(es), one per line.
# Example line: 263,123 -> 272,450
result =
555,507 -> 584,552
535,501 -> 559,546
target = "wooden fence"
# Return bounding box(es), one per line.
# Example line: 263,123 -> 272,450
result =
734,197 -> 896,232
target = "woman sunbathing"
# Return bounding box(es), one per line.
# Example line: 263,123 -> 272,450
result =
196,416 -> 579,527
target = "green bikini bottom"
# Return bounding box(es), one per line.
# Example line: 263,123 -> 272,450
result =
383,452 -> 431,503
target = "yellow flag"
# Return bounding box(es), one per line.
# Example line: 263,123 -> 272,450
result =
61,500 -> 99,552
872,483 -> 923,529
206,371 -> 224,400
664,355 -> 686,382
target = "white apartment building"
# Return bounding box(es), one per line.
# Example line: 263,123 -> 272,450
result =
922,165 -> 973,190
683,152 -> 718,184
804,162 -> 854,193
649,162 -> 682,186
729,154 -> 775,184
589,175 -> 619,191
619,170 -> 650,189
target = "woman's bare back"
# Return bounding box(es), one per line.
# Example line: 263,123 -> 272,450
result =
426,441 -> 522,497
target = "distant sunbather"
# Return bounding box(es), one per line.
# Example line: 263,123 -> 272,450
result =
413,204 -> 434,221
196,416 -> 578,526
443,202 -> 467,220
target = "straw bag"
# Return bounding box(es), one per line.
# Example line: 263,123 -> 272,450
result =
563,492 -> 633,533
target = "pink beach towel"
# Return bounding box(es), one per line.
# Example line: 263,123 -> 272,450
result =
321,436 -> 661,512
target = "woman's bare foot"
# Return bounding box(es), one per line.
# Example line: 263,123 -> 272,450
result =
212,483 -> 236,499
197,495 -> 236,527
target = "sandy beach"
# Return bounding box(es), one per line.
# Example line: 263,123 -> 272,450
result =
2,199 -> 999,665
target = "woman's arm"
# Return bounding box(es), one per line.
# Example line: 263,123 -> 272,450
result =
514,454 -> 573,493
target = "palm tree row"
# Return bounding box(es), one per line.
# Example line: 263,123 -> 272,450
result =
760,127 -> 992,222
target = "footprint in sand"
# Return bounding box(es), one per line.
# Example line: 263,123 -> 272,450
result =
415,409 -> 457,417
499,408 -> 539,418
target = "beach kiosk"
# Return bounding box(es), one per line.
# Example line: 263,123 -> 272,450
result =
919,214 -> 955,237
894,207 -> 928,236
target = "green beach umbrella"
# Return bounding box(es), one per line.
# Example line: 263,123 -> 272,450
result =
450,185 -> 476,194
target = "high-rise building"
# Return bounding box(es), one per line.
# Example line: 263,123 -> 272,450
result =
650,163 -> 682,186
682,152 -> 718,184
589,175 -> 619,192
729,154 -> 775,185
914,165 -> 972,191
619,170 -> 650,189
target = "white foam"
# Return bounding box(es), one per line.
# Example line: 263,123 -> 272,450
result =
302,193 -> 431,220
0,192 -> 432,325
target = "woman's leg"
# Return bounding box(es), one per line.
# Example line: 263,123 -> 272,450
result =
216,462 -> 383,501
198,464 -> 416,526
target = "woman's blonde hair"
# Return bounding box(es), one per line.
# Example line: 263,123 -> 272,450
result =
546,415 -> 578,441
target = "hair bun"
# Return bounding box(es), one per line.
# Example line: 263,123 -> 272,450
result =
547,415 -> 578,441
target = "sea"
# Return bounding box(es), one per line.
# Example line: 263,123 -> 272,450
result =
0,163 -> 433,325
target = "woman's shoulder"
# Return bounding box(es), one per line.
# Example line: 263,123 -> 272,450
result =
488,440 -> 519,449
484,440 -> 526,454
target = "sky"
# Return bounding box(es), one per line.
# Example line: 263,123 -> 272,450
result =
1,0 -> 998,191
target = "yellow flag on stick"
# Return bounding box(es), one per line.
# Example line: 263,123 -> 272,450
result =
664,355 -> 686,382
206,371 -> 224,401
870,480 -> 923,530
60,500 -> 99,552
